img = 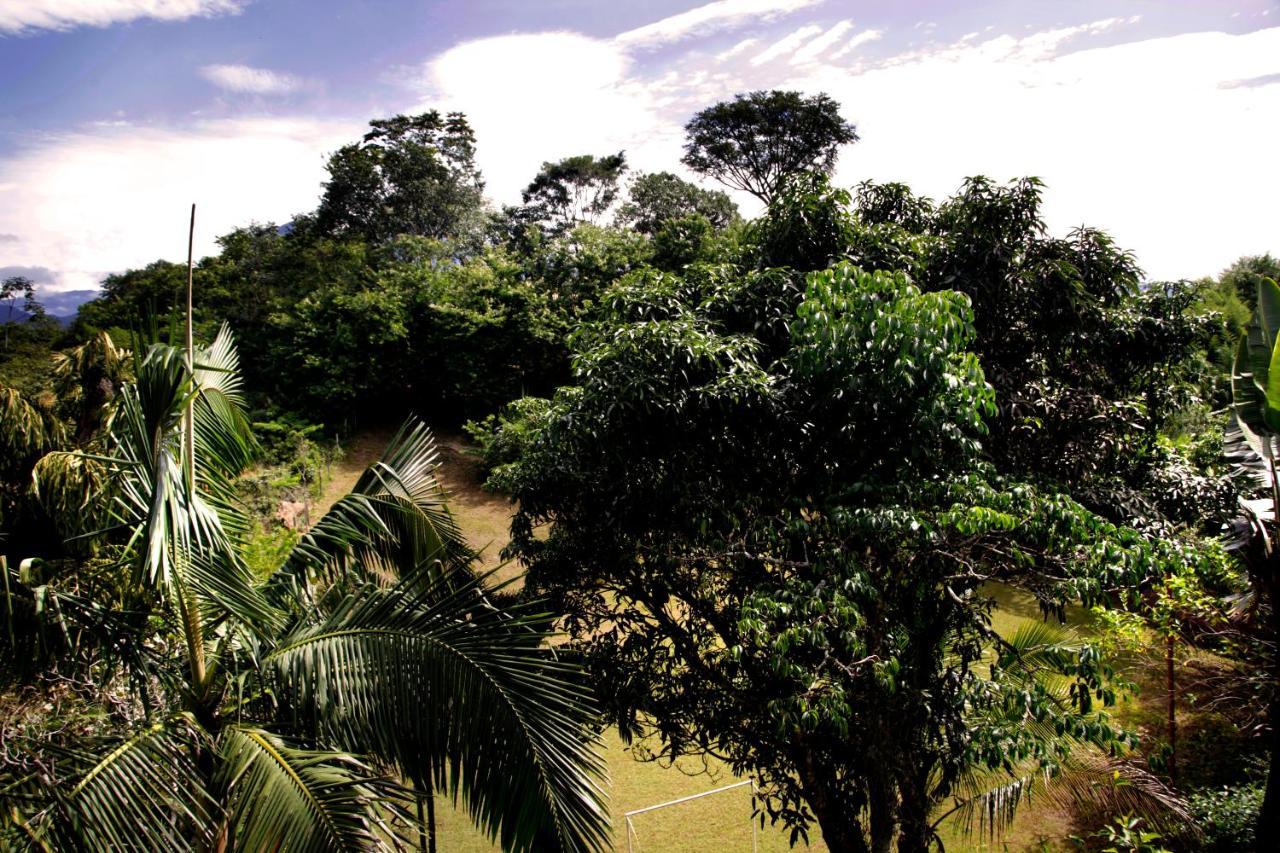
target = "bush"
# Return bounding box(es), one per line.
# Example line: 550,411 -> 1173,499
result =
252,415 -> 338,494
463,396 -> 553,489
1187,783 -> 1262,852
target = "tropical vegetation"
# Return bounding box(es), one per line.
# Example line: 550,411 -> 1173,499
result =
2,88 -> 1277,852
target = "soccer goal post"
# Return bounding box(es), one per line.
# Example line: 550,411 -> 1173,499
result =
623,779 -> 759,853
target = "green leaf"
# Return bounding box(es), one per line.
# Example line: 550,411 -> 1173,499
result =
216,726 -> 406,852
23,715 -> 217,852
264,566 -> 611,853
1232,335 -> 1273,459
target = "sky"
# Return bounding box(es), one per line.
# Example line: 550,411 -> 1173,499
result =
1,0 -> 1278,306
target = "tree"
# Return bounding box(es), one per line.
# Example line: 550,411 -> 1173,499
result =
615,171 -> 738,235
681,90 -> 857,205
316,111 -> 486,244
499,254 -> 1183,851
51,331 -> 131,444
521,153 -> 628,233
849,176 -> 1225,530
1224,276 -> 1280,847
1,276 -> 43,351
76,260 -> 189,337
1222,253 -> 1280,306
1,327 -> 610,852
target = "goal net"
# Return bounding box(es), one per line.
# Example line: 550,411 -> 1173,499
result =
624,779 -> 759,852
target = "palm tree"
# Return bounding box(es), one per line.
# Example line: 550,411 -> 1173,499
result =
1225,275 -> 1280,848
1,326 -> 609,851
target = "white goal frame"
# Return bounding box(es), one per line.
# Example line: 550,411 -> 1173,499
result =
623,779 -> 759,853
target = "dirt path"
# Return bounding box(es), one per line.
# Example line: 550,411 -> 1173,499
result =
313,425 -> 520,582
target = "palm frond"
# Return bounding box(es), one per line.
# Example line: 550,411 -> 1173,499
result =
31,451 -> 107,543
268,419 -> 470,605
10,714 -> 217,852
0,386 -> 65,472
216,725 -> 409,851
264,565 -> 610,853
100,339 -> 279,640
946,752 -> 1196,843
190,324 -> 257,480
0,557 -> 155,680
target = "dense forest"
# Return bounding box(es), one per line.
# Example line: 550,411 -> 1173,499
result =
3,89 -> 1280,852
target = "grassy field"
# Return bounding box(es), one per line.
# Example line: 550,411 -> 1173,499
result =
317,427 -> 1104,852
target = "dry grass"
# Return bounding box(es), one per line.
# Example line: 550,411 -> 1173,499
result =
313,425 -> 521,584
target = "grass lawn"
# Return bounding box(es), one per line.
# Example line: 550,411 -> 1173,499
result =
317,426 -> 1112,852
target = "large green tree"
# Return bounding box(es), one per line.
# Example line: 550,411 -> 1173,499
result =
1222,253 -> 1280,306
499,253 -> 1186,851
1,327 -> 609,852
316,111 -> 485,244
681,90 -> 858,205
615,171 -> 739,235
844,176 -> 1226,530
520,153 -> 628,233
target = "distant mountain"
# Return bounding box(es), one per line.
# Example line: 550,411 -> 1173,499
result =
1,289 -> 96,327
40,289 -> 97,317
2,306 -> 70,327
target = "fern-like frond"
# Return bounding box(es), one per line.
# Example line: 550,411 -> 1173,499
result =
12,714 -> 217,852
264,566 -> 610,853
216,725 -> 408,852
269,419 -> 470,605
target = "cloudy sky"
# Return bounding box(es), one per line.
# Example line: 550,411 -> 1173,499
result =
1,0 -> 1278,304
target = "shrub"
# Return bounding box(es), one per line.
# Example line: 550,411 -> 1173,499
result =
1187,783 -> 1262,852
463,396 -> 553,488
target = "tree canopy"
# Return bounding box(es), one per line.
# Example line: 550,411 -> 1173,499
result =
492,178 -> 1222,849
316,111 -> 485,244
615,171 -> 739,235
682,90 -> 858,204
520,152 -> 628,233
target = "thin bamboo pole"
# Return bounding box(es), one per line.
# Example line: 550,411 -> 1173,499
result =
184,203 -> 196,486
181,204 -> 207,694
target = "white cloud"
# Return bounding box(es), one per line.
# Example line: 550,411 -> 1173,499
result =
716,37 -> 758,61
5,11 -> 1278,298
752,24 -> 823,65
828,28 -> 883,61
200,64 -> 305,95
790,19 -> 853,65
421,32 -> 679,197
614,0 -> 823,50
421,17 -> 1280,281
0,0 -> 245,34
784,24 -> 1280,280
0,117 -> 356,292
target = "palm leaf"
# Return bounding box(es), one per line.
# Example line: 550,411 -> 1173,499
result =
268,419 -> 470,605
1232,335 -> 1274,460
946,752 -> 1195,843
190,324 -> 257,481
31,451 -> 107,544
15,714 -> 217,852
0,385 -> 65,472
216,725 -> 408,852
99,339 -> 280,645
263,565 -> 610,853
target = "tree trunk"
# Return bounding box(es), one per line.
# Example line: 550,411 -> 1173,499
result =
797,747 -> 871,853
895,769 -> 932,853
868,772 -> 896,853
